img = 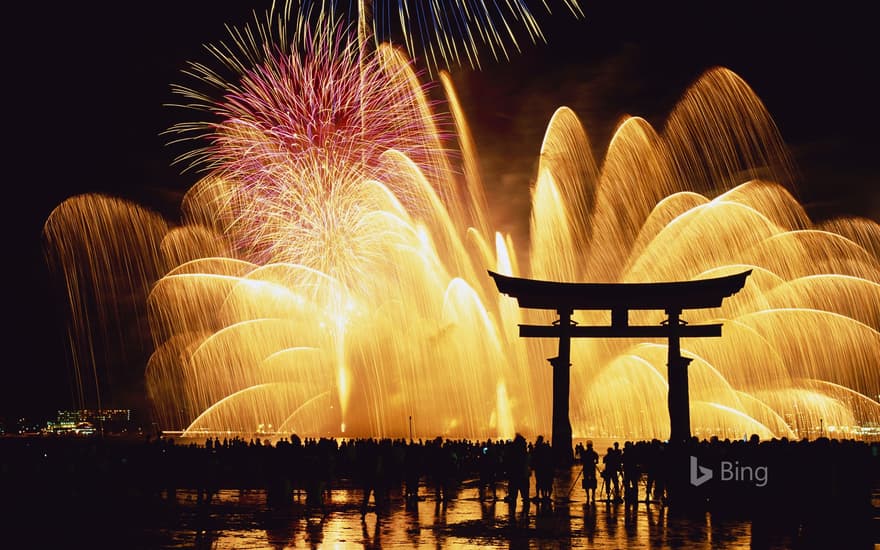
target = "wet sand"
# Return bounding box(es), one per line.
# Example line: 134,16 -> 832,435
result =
120,467 -> 873,549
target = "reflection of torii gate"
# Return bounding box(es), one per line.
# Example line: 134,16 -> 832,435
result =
489,269 -> 751,464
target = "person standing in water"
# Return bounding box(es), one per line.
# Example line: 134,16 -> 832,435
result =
580,440 -> 599,504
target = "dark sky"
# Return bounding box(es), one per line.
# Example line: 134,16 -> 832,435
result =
5,1 -> 878,421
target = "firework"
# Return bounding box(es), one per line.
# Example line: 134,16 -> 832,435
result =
168,9 -> 451,292
45,6 -> 879,441
369,0 -> 584,74
225,1 -> 584,76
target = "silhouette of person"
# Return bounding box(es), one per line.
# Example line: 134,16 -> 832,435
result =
580,440 -> 599,504
505,434 -> 531,509
531,435 -> 554,501
403,441 -> 421,504
427,437 -> 456,503
603,443 -> 622,503
358,440 -> 384,517
478,440 -> 499,501
644,439 -> 662,503
621,441 -> 640,504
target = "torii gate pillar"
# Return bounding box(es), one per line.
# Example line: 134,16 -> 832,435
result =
547,307 -> 695,462
549,309 -> 574,465
666,308 -> 694,445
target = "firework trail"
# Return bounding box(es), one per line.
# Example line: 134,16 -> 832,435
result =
372,0 -> 583,73
297,0 -> 584,74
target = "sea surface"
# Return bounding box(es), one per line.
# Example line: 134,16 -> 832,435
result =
123,467 -> 876,549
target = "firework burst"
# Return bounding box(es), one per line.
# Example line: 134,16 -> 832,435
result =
168,6 -> 451,292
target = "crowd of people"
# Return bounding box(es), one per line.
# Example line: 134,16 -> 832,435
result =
1,432 -> 875,520
577,439 -> 667,506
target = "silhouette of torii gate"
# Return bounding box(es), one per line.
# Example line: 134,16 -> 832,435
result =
489,269 -> 751,464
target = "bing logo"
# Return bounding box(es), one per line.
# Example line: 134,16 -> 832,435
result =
690,455 -> 713,486
690,456 -> 768,487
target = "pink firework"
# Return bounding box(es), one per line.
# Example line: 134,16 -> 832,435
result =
169,13 -> 452,274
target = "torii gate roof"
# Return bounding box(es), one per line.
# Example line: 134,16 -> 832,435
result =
488,270 -> 751,311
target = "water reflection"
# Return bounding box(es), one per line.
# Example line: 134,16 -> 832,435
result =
581,503 -> 598,545
140,468 -> 781,548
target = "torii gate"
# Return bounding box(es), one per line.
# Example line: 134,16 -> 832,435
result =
488,269 -> 751,464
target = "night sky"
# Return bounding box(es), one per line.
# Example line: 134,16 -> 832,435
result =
5,1 -> 878,421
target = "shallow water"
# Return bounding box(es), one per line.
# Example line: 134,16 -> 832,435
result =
134,468 -> 825,549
